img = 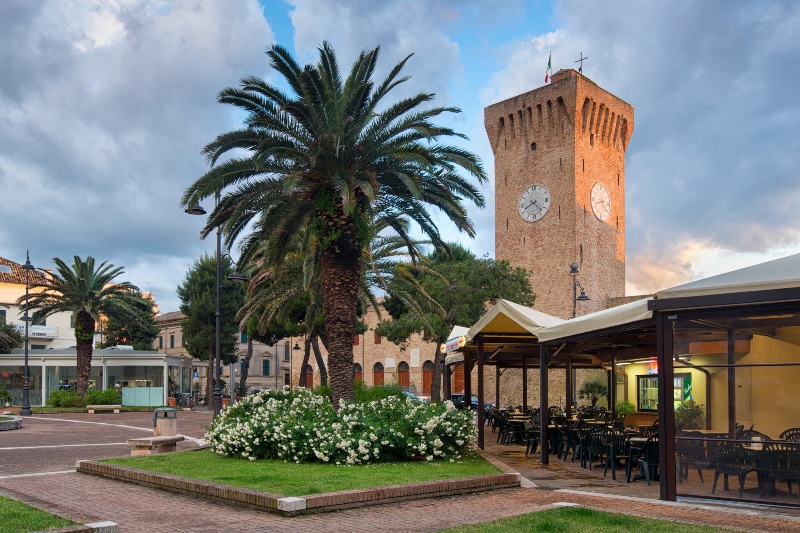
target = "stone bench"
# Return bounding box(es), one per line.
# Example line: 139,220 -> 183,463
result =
87,404 -> 121,414
127,435 -> 185,456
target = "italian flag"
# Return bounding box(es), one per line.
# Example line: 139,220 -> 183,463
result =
545,52 -> 552,83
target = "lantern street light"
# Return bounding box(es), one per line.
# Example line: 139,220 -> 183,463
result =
570,262 -> 590,318
186,195 -> 248,419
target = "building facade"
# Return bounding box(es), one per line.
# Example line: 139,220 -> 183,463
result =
0,256 -> 79,350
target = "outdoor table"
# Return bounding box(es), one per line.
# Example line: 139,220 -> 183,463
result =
693,429 -> 728,437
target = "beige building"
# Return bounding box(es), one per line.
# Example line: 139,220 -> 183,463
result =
0,256 -> 79,351
153,311 -> 292,395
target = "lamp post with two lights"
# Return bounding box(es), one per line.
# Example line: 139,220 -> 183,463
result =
185,195 -> 248,419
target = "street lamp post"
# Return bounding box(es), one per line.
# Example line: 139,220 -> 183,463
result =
20,251 -> 35,416
570,262 -> 590,318
186,194 -> 248,420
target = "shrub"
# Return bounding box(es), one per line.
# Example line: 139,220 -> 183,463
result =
312,385 -> 331,399
354,381 -> 404,403
86,388 -> 121,405
208,387 -> 475,464
47,390 -> 86,408
616,399 -> 636,420
675,399 -> 705,430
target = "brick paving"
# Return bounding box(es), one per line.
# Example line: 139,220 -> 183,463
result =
2,411 -> 800,532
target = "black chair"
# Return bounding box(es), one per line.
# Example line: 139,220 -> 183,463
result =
524,420 -> 540,456
584,427 -> 608,471
559,421 -> 582,462
639,425 -> 658,438
765,442 -> 800,499
602,429 -> 628,480
779,428 -> 800,443
675,431 -> 710,483
712,439 -> 758,497
495,412 -> 509,444
628,436 -> 659,485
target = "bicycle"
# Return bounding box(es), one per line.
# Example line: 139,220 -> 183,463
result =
176,392 -> 195,411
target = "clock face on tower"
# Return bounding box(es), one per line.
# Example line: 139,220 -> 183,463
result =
590,182 -> 611,221
518,184 -> 551,222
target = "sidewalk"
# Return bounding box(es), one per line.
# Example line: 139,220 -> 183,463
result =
2,412 -> 800,532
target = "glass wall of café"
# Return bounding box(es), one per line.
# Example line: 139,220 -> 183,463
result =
669,305 -> 800,507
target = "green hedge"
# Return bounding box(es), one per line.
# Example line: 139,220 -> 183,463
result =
47,390 -> 86,408
86,388 -> 122,405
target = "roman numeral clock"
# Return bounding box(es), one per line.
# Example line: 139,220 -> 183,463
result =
485,69 -> 634,319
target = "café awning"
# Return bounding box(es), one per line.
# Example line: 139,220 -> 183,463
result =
537,297 -> 653,343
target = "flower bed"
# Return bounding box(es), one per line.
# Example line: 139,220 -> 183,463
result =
208,388 -> 476,465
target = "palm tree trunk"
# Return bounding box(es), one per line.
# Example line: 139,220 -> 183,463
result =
298,338 -> 311,387
431,343 -> 444,403
74,311 -> 95,397
206,345 -> 214,403
239,336 -> 253,393
321,243 -> 361,407
311,334 -> 328,386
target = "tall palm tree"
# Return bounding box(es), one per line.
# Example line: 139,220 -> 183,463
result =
182,42 -> 487,405
19,256 -> 146,396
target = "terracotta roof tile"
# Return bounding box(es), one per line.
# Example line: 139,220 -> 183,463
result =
155,311 -> 185,323
0,257 -> 49,286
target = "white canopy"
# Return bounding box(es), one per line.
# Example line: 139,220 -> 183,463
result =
656,252 -> 800,299
537,297 -> 653,342
465,299 -> 563,342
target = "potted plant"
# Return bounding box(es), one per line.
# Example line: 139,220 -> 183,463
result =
675,399 -> 705,430
578,380 -> 608,407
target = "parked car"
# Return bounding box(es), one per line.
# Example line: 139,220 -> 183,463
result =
451,393 -> 494,411
402,391 -> 426,402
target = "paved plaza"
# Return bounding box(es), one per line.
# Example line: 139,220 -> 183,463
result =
2,411 -> 800,532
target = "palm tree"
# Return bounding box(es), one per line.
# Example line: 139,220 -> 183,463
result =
182,42 -> 487,405
19,256 -> 146,396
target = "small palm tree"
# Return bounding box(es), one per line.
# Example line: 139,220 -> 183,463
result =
183,42 -> 486,405
19,256 -> 146,396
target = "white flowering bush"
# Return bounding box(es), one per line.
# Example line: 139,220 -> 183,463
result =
207,387 -> 476,464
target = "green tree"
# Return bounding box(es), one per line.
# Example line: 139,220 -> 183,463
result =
377,244 -> 535,401
182,42 -> 486,406
98,292 -> 158,350
0,316 -> 23,353
177,254 -> 246,401
20,256 -> 145,396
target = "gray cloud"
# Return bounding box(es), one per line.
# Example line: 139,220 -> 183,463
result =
0,0 -> 274,311
482,0 -> 800,292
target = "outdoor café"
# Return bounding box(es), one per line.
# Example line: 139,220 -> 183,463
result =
448,253 -> 800,508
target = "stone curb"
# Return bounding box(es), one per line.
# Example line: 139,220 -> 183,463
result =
0,416 -> 22,430
32,521 -> 119,533
76,460 -> 520,516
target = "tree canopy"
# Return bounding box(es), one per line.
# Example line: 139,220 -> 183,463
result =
98,292 -> 159,350
182,42 -> 487,405
0,317 -> 23,353
376,244 -> 535,400
19,256 -> 144,396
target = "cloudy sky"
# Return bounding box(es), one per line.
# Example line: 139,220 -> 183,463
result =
1,0 -> 798,312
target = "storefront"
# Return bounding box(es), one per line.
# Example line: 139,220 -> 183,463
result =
0,349 -> 193,407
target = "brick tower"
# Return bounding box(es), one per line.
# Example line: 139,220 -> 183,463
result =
485,69 -> 634,319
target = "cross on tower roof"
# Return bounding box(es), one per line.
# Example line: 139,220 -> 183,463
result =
575,52 -> 588,74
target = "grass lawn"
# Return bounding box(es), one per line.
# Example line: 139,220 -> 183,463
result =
0,495 -> 75,533
442,506 -> 735,533
103,448 -> 500,496
0,416 -> 11,421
